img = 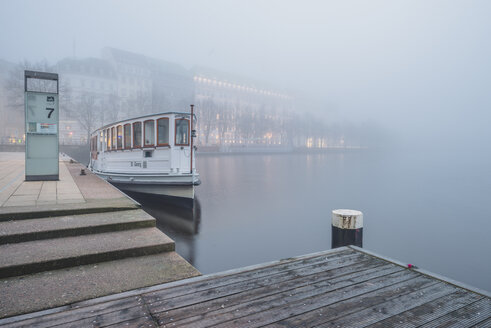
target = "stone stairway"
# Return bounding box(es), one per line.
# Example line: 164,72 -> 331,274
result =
0,209 -> 200,319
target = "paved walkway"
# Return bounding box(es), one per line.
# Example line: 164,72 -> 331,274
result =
0,153 -> 84,207
0,152 -> 138,220
0,153 -> 25,207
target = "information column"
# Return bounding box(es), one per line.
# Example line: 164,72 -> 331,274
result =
24,70 -> 59,181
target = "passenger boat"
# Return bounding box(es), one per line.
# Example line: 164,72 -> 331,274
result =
88,108 -> 200,201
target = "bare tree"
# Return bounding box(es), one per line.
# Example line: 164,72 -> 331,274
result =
216,101 -> 229,145
98,93 -> 120,126
1,60 -> 71,143
3,60 -> 51,110
122,90 -> 152,119
72,93 -> 98,143
4,60 -> 71,110
196,98 -> 217,145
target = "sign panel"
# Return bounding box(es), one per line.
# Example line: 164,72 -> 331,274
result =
24,71 -> 60,181
26,92 -> 59,132
27,122 -> 58,134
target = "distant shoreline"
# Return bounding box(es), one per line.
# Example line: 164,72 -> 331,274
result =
196,145 -> 368,156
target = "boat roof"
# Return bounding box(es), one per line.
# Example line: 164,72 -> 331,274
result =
94,111 -> 195,133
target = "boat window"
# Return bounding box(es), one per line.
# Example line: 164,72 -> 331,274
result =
111,127 -> 116,149
124,124 -> 131,149
90,137 -> 95,159
175,119 -> 189,146
157,118 -> 169,146
107,129 -> 111,150
133,122 -> 142,148
117,125 -> 123,149
144,120 -> 155,147
92,136 -> 98,158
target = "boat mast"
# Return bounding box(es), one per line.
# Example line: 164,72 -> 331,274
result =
190,104 -> 194,174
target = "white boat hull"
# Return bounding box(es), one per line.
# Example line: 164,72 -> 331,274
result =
92,171 -> 200,200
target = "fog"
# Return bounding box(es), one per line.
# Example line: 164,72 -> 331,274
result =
1,0 -> 491,292
1,0 -> 491,149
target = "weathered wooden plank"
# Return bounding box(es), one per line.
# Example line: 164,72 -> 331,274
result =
2,296 -> 141,328
146,253 -> 371,314
145,249 -> 356,301
155,262 -> 396,326
314,282 -> 456,327
152,259 -> 389,323
143,249 -> 357,304
38,248 -> 352,311
364,290 -> 483,328
416,298 -> 491,328
175,269 -> 423,328
472,317 -> 491,328
265,275 -> 440,328
49,305 -> 149,328
104,315 -> 157,328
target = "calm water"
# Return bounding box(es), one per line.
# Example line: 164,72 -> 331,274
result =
129,149 -> 491,292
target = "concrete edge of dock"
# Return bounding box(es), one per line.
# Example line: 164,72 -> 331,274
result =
0,201 -> 140,221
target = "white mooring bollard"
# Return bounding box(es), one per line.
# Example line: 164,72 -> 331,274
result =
331,209 -> 363,249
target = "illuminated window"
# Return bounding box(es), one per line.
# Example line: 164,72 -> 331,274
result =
106,129 -> 111,150
157,118 -> 169,146
100,131 -> 104,151
106,129 -> 112,150
144,120 -> 155,147
124,124 -> 131,149
117,125 -> 123,149
133,122 -> 142,148
111,127 -> 116,149
175,119 -> 189,146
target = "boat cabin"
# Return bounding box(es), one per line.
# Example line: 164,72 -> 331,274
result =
89,112 -> 196,175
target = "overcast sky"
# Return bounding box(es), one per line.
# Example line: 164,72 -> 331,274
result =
1,0 -> 490,147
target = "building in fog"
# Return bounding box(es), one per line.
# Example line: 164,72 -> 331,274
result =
2,47 -> 335,149
192,66 -> 295,147
147,57 -> 194,112
56,57 -> 119,144
51,49 -> 195,143
102,48 -> 193,115
101,48 -> 153,116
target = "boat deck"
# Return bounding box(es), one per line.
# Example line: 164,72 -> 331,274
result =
1,246 -> 489,327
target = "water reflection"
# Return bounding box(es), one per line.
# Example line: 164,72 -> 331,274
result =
115,151 -> 491,291
123,191 -> 201,265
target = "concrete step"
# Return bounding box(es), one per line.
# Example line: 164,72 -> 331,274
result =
0,209 -> 156,245
0,228 -> 174,279
0,200 -> 140,222
0,251 -> 200,319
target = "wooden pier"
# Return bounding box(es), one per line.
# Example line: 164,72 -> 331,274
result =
1,246 -> 489,327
